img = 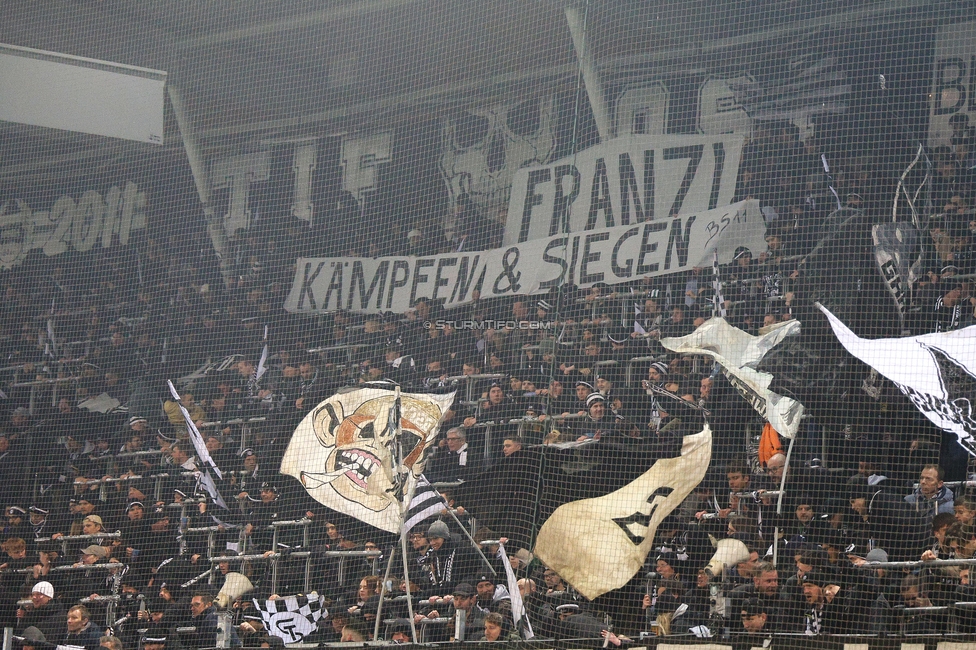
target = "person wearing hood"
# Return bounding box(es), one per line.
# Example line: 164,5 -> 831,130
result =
905,464 -> 955,524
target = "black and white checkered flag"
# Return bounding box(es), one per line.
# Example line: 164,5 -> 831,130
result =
253,593 -> 327,643
711,250 -> 726,318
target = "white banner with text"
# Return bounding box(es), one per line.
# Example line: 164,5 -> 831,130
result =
504,134 -> 743,245
285,200 -> 765,314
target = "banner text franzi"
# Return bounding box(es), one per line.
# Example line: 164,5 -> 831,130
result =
285,200 -> 765,314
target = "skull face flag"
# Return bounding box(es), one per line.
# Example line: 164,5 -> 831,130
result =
280,386 -> 456,533
818,304 -> 976,456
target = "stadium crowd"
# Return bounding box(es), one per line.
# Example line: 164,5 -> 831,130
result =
0,120 -> 975,649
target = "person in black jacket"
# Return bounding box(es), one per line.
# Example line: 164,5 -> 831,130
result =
727,560 -> 786,632
553,602 -> 607,639
16,581 -> 66,641
424,428 -> 479,483
61,605 -> 103,650
795,571 -> 849,635
416,520 -> 480,598
183,591 -> 219,648
0,537 -> 31,629
120,501 -> 154,586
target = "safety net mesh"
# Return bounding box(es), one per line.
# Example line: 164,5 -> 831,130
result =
1,0 -> 976,646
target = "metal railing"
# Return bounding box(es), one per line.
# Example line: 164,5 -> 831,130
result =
37,531 -> 122,557
439,373 -> 507,402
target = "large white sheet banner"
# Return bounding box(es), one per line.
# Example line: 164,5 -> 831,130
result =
285,200 -> 765,314
504,134 -> 743,245
661,318 -> 804,439
819,304 -> 976,456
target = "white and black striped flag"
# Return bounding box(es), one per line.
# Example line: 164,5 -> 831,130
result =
729,53 -> 850,123
403,475 -> 448,534
253,593 -> 327,643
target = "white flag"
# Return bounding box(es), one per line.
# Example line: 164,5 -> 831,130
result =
256,325 -> 270,380
280,387 -> 455,534
661,317 -> 804,438
46,319 -> 59,358
166,380 -> 227,509
499,542 -> 534,639
819,303 -> 976,456
167,380 -> 222,479
534,427 -> 711,600
634,303 -> 647,336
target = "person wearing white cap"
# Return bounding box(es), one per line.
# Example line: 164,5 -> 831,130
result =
406,228 -> 434,256
17,581 -> 66,640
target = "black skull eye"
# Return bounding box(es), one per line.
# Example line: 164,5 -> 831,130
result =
455,112 -> 490,149
506,100 -> 541,137
486,132 -> 506,174
358,422 -> 375,439
398,430 -> 421,453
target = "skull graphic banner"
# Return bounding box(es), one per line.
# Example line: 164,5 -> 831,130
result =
280,387 -> 456,533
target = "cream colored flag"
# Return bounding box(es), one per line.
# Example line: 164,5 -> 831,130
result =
533,426 -> 712,600
280,386 -> 456,534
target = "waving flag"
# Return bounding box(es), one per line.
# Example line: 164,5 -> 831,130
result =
280,386 -> 455,534
403,476 -> 448,534
167,380 -> 227,508
819,304 -> 976,456
534,425 -> 712,600
662,317 -> 804,438
499,542 -> 534,639
253,593 -> 327,643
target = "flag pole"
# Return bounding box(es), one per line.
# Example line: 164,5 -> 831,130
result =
440,505 -> 497,576
389,385 -> 421,644
711,249 -> 726,319
399,476 -> 421,643
372,544 -> 399,641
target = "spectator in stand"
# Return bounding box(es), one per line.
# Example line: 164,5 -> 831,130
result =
738,598 -> 772,634
795,571 -> 848,635
404,227 -> 442,257
501,435 -> 522,457
464,384 -> 522,426
417,520 -> 479,598
0,537 -> 31,628
482,611 -> 516,641
61,605 -> 103,650
426,427 -> 478,482
956,496 -> 976,532
905,464 -> 955,524
16,581 -> 65,640
184,591 -> 219,648
573,393 -> 632,442
729,561 -> 784,631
